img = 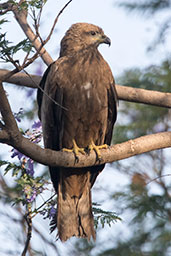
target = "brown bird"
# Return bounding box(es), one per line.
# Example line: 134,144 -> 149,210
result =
37,23 -> 117,241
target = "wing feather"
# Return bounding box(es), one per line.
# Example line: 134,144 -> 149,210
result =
105,82 -> 118,145
37,64 -> 52,120
37,61 -> 65,191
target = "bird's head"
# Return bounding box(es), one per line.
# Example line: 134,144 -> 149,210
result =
60,23 -> 111,57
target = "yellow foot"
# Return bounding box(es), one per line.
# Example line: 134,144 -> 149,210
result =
88,140 -> 108,160
62,139 -> 85,160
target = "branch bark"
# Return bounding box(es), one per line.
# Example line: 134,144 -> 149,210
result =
0,69 -> 171,108
0,130 -> 9,142
116,85 -> 171,108
0,82 -> 22,145
2,130 -> 171,168
0,69 -> 40,87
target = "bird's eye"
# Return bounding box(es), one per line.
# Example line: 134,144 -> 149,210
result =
90,31 -> 96,36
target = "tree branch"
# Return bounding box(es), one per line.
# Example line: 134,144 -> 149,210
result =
0,69 -> 171,108
0,0 -> 73,68
116,85 -> 171,108
0,1 -> 52,66
0,69 -> 40,87
42,0 -> 73,46
0,83 -> 19,131
1,130 -> 171,168
0,130 -> 9,142
12,2 -> 53,66
21,208 -> 32,256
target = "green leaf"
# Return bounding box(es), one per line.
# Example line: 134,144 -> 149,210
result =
0,160 -> 9,167
93,203 -> 121,229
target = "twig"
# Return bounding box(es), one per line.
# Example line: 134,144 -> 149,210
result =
32,193 -> 56,217
146,174 -> 171,185
43,0 -> 73,45
23,69 -> 68,111
21,206 -> 32,256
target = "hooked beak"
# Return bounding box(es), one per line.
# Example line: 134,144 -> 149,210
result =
94,34 -> 111,47
102,36 -> 111,46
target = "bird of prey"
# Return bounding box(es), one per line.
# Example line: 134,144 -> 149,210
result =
37,23 -> 117,241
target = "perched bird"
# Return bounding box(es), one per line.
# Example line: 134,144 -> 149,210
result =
37,23 -> 117,241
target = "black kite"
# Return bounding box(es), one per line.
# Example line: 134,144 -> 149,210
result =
37,23 -> 117,241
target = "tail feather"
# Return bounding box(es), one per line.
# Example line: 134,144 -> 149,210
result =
57,170 -> 96,241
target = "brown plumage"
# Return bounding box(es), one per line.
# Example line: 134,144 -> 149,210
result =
37,23 -> 117,241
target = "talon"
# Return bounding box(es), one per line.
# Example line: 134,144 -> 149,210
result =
62,139 -> 85,159
88,139 -> 108,160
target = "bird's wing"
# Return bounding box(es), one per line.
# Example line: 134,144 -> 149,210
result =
37,60 -> 65,192
105,80 -> 118,145
37,60 -> 64,151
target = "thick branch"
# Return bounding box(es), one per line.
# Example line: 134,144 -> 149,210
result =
0,69 -> 171,108
0,130 -> 9,142
1,131 -> 171,168
0,82 -> 22,145
0,83 -> 19,131
0,69 -> 40,87
116,85 -> 171,108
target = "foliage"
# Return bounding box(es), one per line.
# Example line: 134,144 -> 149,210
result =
93,203 -> 122,229
117,0 -> 171,14
0,34 -> 33,62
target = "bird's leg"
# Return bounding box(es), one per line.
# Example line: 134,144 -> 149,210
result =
88,139 -> 108,160
62,139 -> 85,160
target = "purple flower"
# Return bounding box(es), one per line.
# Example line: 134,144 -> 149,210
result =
39,205 -> 57,219
15,116 -> 21,122
11,149 -> 24,160
35,63 -> 43,76
32,121 -> 42,129
27,189 -> 37,203
26,159 -> 34,176
13,108 -> 23,122
27,88 -> 35,98
49,206 -> 56,219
